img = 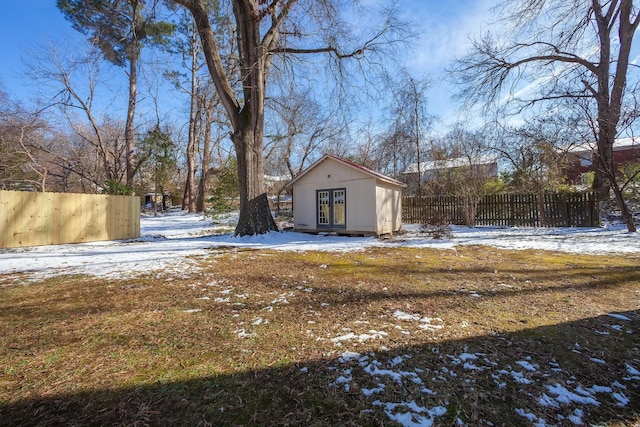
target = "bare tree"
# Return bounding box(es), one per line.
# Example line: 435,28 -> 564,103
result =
0,100 -> 49,191
0,90 -> 30,189
166,8 -> 208,212
25,42 -> 130,190
381,69 -> 433,191
453,0 -> 639,231
171,0 -> 408,235
195,94 -> 231,212
58,0 -> 174,188
264,85 -> 345,180
169,8 -> 202,212
486,118 -> 573,193
165,3 -> 236,212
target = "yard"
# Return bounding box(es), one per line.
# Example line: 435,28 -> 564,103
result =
1,213 -> 639,426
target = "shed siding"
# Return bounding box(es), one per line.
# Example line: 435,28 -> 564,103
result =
292,158 -> 377,233
375,181 -> 403,234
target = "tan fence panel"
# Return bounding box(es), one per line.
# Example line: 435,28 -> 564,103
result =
0,190 -> 140,248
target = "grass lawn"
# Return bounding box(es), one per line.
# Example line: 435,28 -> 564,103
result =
1,246 -> 639,426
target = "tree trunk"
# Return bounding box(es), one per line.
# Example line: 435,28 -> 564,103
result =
595,122 -> 637,231
593,107 -> 615,200
233,114 -> 278,236
593,102 -> 637,231
196,100 -> 214,212
182,98 -> 197,212
593,1 -> 637,232
182,31 -> 200,212
195,166 -> 207,212
125,49 -> 138,188
174,0 -> 281,235
611,178 -> 637,232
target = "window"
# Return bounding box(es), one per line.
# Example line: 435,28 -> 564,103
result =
318,191 -> 330,225
580,154 -> 593,167
333,189 -> 345,226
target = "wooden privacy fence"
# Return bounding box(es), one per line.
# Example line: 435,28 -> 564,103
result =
0,190 -> 140,248
403,192 -> 600,227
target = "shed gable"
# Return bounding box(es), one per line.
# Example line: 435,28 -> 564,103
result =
297,156 -> 376,186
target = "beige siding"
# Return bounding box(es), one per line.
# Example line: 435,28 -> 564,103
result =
0,190 -> 140,248
375,182 -> 403,234
293,158 -> 377,233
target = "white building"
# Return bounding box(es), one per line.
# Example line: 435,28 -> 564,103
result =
287,154 -> 407,236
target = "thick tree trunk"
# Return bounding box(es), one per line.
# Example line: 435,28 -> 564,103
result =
593,128 -> 613,199
233,115 -> 278,236
590,0 -> 637,232
611,178 -> 637,232
594,107 -> 636,231
595,124 -> 637,231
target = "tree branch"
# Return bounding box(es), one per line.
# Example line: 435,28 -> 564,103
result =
172,0 -> 240,129
270,22 -> 392,59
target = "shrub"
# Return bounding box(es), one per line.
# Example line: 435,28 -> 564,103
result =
419,213 -> 453,239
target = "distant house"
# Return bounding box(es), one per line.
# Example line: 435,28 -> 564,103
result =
287,154 -> 406,236
564,138 -> 640,185
403,155 -> 499,190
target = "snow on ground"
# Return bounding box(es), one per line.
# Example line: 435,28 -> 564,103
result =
319,308 -> 638,427
0,210 -> 638,282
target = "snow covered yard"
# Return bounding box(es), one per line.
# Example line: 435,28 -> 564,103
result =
0,210 -> 638,283
1,211 -> 639,426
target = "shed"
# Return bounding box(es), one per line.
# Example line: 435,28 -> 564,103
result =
288,154 -> 407,236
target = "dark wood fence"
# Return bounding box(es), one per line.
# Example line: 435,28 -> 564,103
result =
403,192 -> 600,227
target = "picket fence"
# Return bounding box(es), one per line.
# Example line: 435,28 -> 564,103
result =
0,190 -> 140,248
403,192 -> 600,227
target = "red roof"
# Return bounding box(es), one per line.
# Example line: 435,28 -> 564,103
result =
287,154 -> 407,188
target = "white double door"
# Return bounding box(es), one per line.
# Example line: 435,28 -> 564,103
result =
317,188 -> 346,229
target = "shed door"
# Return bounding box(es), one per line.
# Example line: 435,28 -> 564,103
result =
317,188 -> 346,229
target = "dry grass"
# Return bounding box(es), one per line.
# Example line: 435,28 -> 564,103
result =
1,246 -> 639,426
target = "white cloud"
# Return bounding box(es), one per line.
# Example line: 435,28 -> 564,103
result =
404,0 -> 498,74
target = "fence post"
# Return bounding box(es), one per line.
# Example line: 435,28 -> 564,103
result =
509,194 -> 515,227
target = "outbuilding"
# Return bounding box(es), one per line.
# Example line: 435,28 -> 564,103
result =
288,154 -> 407,236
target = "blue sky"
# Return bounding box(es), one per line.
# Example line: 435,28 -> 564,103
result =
0,2 -> 78,95
401,0 -> 497,123
0,1 -> 496,127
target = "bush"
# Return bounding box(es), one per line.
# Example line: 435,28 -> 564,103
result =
102,179 -> 134,196
419,213 -> 453,239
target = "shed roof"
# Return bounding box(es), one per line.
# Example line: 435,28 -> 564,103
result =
404,155 -> 498,174
287,154 -> 407,188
